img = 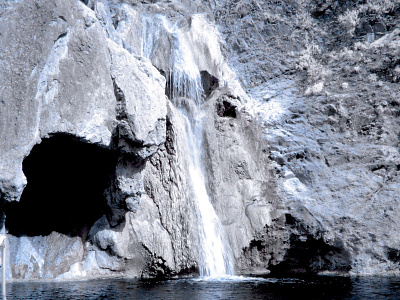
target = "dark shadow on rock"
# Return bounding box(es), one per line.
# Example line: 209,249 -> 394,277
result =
201,70 -> 219,98
216,100 -> 237,118
269,214 -> 351,275
386,247 -> 400,263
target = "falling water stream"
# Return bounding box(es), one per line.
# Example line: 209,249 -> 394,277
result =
142,15 -> 234,277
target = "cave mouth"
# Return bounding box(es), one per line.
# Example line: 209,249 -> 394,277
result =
4,134 -> 117,239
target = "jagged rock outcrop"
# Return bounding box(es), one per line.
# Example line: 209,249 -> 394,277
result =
0,0 -> 167,279
1,0 -> 400,280
0,0 -> 115,202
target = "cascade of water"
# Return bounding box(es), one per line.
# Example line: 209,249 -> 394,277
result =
142,15 -> 203,104
180,107 -> 234,277
142,14 -> 234,277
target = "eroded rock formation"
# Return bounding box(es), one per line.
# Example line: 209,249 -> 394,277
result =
1,0 -> 400,279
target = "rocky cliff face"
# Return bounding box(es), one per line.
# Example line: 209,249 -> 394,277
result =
220,0 -> 400,275
1,0 -> 400,280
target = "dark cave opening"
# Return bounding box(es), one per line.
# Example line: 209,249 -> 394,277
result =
216,100 -> 237,118
3,134 -> 117,239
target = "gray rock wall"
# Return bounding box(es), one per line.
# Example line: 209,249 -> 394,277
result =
202,87 -> 287,274
0,0 -> 115,202
216,0 -> 400,275
0,0 -> 168,279
1,0 -> 400,280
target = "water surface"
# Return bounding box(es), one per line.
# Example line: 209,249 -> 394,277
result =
7,276 -> 400,299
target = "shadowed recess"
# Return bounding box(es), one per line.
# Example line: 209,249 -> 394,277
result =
4,134 -> 117,238
268,214 -> 351,275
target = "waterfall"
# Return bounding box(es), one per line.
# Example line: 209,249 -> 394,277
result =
142,15 -> 203,103
142,14 -> 234,277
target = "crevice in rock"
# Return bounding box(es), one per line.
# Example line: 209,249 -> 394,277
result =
141,243 -> 173,279
216,100 -> 237,118
80,0 -> 90,6
111,78 -> 145,158
164,115 -> 176,157
3,134 -> 117,240
104,154 -> 146,227
112,78 -> 127,121
386,247 -> 400,263
201,70 -> 219,98
55,32 -> 68,43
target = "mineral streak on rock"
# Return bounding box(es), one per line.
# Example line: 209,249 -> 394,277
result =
1,0 -> 400,280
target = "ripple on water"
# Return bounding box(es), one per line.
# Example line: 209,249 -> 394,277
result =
6,276 -> 400,300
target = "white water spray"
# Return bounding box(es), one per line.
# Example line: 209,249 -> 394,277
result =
142,14 -> 234,277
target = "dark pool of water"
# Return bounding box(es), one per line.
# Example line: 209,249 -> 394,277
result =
6,275 -> 400,299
